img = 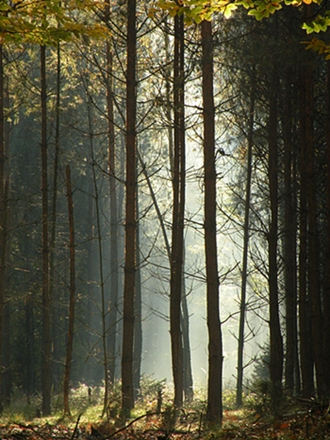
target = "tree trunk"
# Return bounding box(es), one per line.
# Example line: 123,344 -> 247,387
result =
267,55 -> 283,411
133,186 -> 142,399
86,95 -> 109,417
121,0 -> 136,417
304,33 -> 326,398
63,165 -> 75,416
170,12 -> 185,409
0,45 -> 5,413
324,60 -> 330,398
105,0 -> 119,387
282,72 -> 299,396
181,280 -> 193,402
236,65 -> 255,408
41,45 -> 52,417
201,20 -> 223,425
298,63 -> 314,398
49,42 -> 61,394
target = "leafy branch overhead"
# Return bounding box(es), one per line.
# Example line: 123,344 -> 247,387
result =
0,0 -> 109,45
156,0 -> 321,21
155,0 -> 330,55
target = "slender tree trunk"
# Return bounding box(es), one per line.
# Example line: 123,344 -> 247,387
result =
304,36 -> 326,398
0,45 -> 5,413
105,0 -> 119,386
50,43 -> 61,393
133,185 -> 142,399
267,58 -> 283,411
283,73 -> 299,396
25,294 -> 36,398
324,60 -> 330,398
63,165 -> 75,416
201,20 -> 223,425
170,12 -> 185,409
236,66 -> 255,408
181,277 -> 193,402
41,45 -> 52,417
121,0 -> 136,416
86,95 -> 109,417
298,64 -> 314,398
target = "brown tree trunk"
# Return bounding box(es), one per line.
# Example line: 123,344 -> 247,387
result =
0,45 -> 5,412
41,45 -> 52,417
181,280 -> 193,402
298,54 -> 314,398
267,58 -> 283,411
170,12 -> 185,409
282,73 -> 299,396
49,42 -> 61,394
133,186 -> 142,399
324,60 -> 330,398
304,38 -> 326,398
201,20 -> 223,425
63,165 -> 75,416
121,0 -> 136,417
236,65 -> 255,408
105,0 -> 119,386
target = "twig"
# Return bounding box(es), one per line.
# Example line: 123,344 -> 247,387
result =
108,412 -> 161,438
71,414 -> 82,440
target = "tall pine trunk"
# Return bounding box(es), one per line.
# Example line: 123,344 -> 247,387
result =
105,0 -> 119,386
304,30 -> 326,398
121,0 -> 136,416
324,60 -> 330,398
201,20 -> 223,425
267,56 -> 283,411
0,45 -> 5,412
236,66 -> 255,408
282,73 -> 299,396
170,12 -> 185,409
63,165 -> 75,416
298,64 -> 314,398
41,45 -> 52,417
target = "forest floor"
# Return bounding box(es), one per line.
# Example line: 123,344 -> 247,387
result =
1,404 -> 330,440
1,384 -> 330,440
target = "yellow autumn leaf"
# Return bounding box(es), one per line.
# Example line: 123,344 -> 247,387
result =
302,0 -> 313,4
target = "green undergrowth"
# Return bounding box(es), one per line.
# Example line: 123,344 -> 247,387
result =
0,379 -> 280,435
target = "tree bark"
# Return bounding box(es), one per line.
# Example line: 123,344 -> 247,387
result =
298,63 -> 314,398
304,36 -> 326,398
41,45 -> 52,417
133,186 -> 142,399
121,0 -> 137,417
236,65 -> 255,408
201,20 -> 223,425
0,45 -> 5,412
282,73 -> 299,396
170,12 -> 185,409
324,60 -> 330,398
267,56 -> 283,411
105,0 -> 119,387
63,165 -> 75,416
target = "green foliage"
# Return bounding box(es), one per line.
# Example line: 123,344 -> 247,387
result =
155,0 -> 322,24
0,0 -> 109,45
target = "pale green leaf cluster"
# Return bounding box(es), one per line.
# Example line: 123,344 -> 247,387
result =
0,0 -> 109,45
302,12 -> 330,34
156,0 -> 321,23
